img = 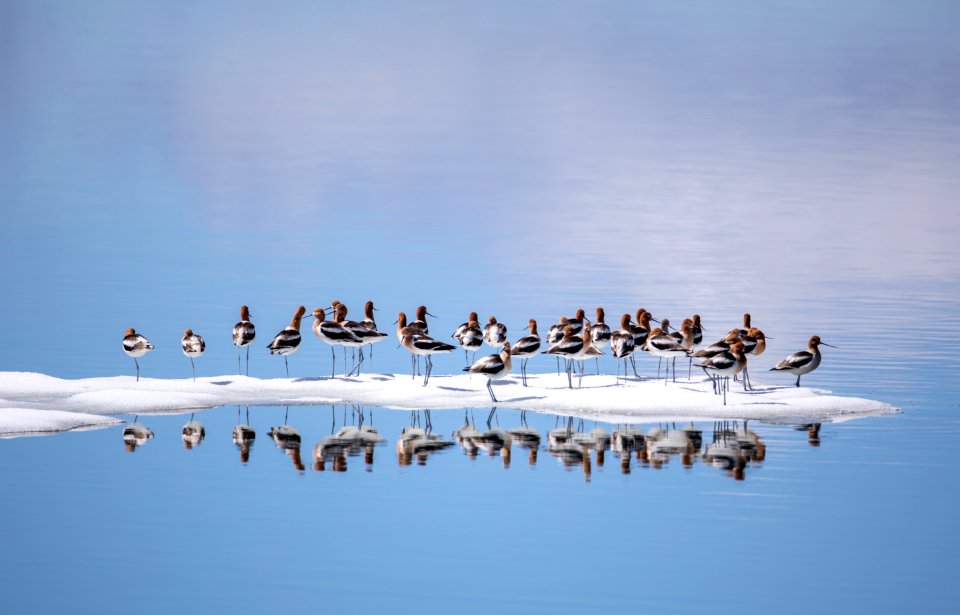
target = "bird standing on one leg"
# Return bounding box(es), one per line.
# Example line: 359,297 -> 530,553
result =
122,328 -> 154,382
181,328 -> 205,382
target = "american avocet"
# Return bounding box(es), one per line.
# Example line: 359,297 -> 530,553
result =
579,325 -> 603,379
232,306 -> 256,376
690,329 -> 743,361
542,325 -> 586,389
453,312 -> 483,365
312,307 -> 362,378
567,308 -> 589,334
396,312 -> 424,378
328,299 -> 348,370
770,335 -> 836,387
510,319 -> 541,387
546,317 -> 570,374
122,328 -> 154,382
691,314 -> 704,347
737,327 -> 769,390
332,304 -> 376,376
335,303 -> 387,374
409,305 -> 434,335
669,319 -> 696,379
631,310 -> 655,349
739,313 -> 753,337
408,305 -> 435,375
401,331 -> 455,386
645,327 -> 690,383
360,300 -> 387,360
266,306 -> 306,377
483,316 -> 507,348
590,307 -> 611,374
696,341 -> 747,405
181,328 -> 205,382
610,314 -> 638,382
453,311 -> 477,341
464,341 -> 513,402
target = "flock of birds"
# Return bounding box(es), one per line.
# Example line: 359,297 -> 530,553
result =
121,302 -> 837,405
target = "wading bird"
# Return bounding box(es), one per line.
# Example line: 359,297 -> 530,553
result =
266,306 -> 306,377
770,335 -> 836,387
122,328 -> 154,382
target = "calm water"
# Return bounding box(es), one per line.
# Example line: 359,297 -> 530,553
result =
2,1 -> 960,613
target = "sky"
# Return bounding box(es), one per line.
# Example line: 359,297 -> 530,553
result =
0,0 -> 958,378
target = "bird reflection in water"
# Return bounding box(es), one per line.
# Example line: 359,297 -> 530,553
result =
454,409 -> 513,468
233,406 -> 255,463
547,416 -> 612,481
702,421 -> 766,480
314,405 -> 385,472
800,423 -> 822,447
645,425 -> 696,469
122,415 -> 153,452
268,406 -> 304,471
397,410 -> 454,466
506,410 -> 540,466
181,412 -> 205,450
611,426 -> 645,474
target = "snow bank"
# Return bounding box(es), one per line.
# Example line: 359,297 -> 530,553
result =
0,407 -> 123,439
0,370 -> 898,429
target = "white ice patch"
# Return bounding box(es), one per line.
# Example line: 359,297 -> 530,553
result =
0,406 -> 124,438
0,370 -> 898,426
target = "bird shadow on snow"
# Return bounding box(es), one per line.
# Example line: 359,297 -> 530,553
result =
210,380 -> 234,386
435,385 -> 473,392
499,395 -> 547,403
292,376 -> 335,383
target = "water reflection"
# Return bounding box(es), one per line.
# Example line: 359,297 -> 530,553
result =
801,423 -> 822,447
702,422 -> 766,481
268,407 -> 304,471
111,407 -> 806,481
233,407 -> 256,463
506,411 -> 541,466
397,410 -> 454,466
454,411 -> 513,468
181,413 -> 205,450
122,416 -> 153,453
612,426 -> 644,474
313,405 -> 385,472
